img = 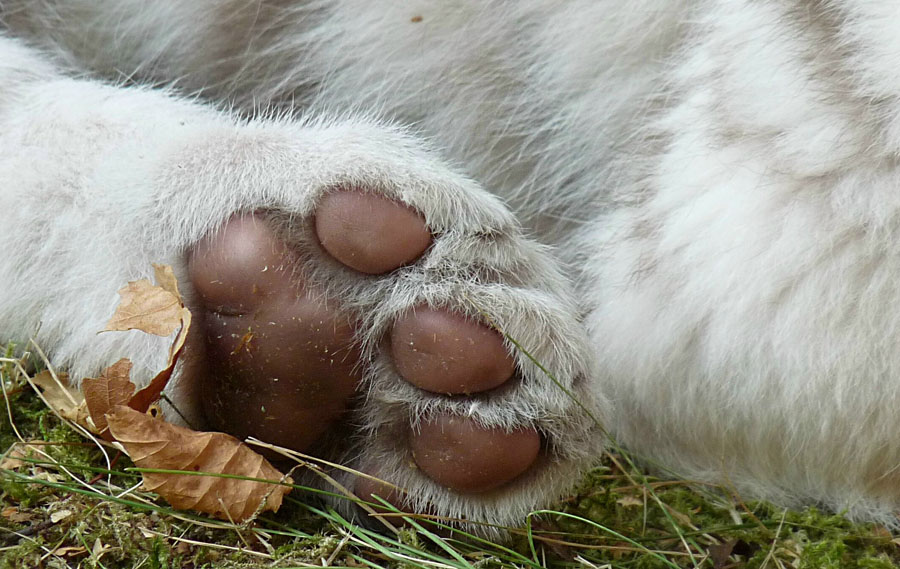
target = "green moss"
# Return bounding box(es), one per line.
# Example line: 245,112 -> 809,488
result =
5,342 -> 900,569
532,462 -> 900,568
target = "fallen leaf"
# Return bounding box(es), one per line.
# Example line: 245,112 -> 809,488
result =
53,546 -> 87,558
152,263 -> 181,299
1,507 -> 34,523
30,371 -> 90,427
127,305 -> 190,413
664,504 -> 694,527
615,495 -> 643,508
91,537 -> 110,560
106,406 -> 291,521
0,447 -> 27,471
50,509 -> 73,523
120,265 -> 192,413
82,359 -> 136,437
105,279 -> 184,337
88,266 -> 191,415
0,442 -> 44,471
708,539 -> 738,569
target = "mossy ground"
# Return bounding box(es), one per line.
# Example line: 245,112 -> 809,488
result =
2,346 -> 900,568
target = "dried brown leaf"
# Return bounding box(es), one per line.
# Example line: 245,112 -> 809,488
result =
664,503 -> 695,527
708,539 -> 738,569
52,546 -> 87,558
1,507 -> 34,523
615,495 -> 643,508
105,279 -> 184,336
0,443 -> 34,471
82,359 -> 136,437
128,308 -> 191,413
0,441 -> 51,472
30,371 -> 90,428
106,406 -> 291,521
152,263 -> 181,298
91,537 -> 111,559
98,265 -> 191,412
50,509 -> 73,523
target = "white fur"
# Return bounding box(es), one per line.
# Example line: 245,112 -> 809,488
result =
3,0 -> 900,529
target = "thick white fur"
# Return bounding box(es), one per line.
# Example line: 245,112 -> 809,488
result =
3,0 -> 900,529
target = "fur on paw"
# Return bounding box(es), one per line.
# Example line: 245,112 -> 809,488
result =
174,132 -> 605,534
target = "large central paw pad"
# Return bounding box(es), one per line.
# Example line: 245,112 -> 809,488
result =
187,190 -> 545,506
